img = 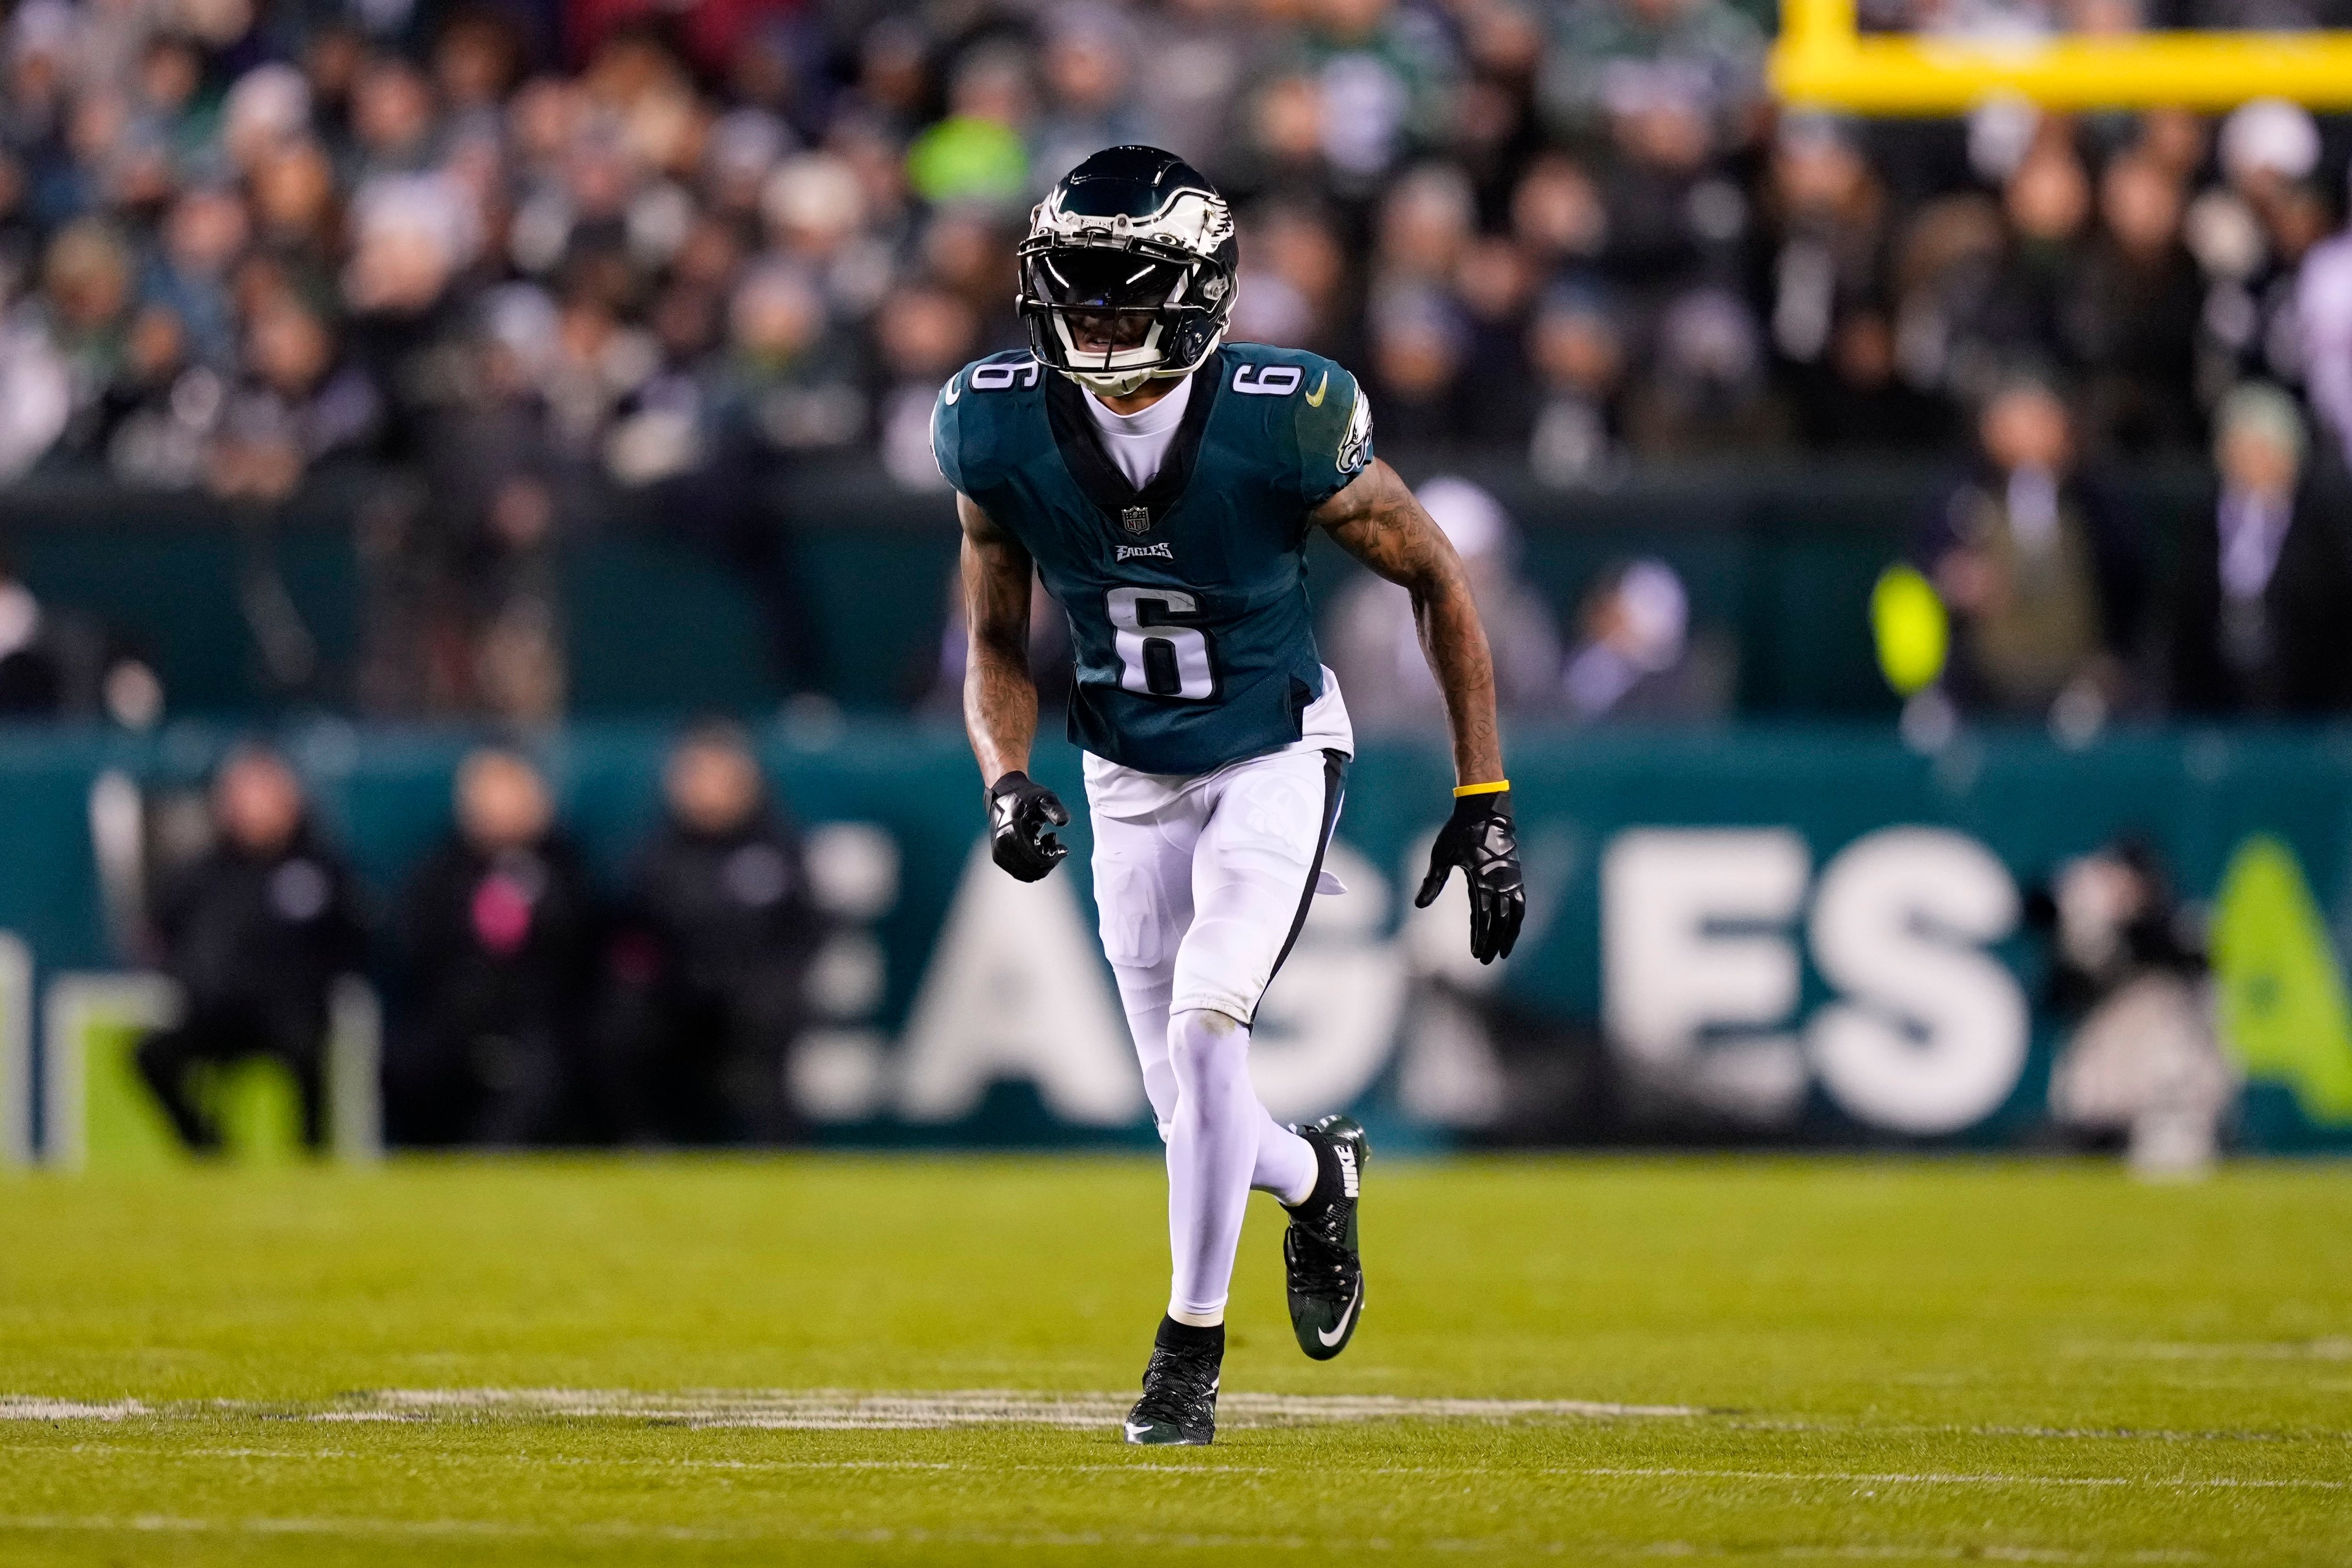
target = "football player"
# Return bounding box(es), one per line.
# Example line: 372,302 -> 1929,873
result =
937,147 -> 1524,1446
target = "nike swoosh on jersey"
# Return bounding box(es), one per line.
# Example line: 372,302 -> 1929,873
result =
943,374 -> 962,404
1303,369 -> 1329,407
1317,1281 -> 1362,1346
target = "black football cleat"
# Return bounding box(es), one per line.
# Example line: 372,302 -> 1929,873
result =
1123,1319 -> 1222,1446
1283,1114 -> 1370,1361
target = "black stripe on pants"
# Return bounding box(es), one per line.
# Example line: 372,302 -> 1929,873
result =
1248,747 -> 1349,1030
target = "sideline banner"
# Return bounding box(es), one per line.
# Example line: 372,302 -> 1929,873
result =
2,723 -> 2348,1155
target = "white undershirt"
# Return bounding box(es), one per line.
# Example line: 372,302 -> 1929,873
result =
1083,375 -> 1192,489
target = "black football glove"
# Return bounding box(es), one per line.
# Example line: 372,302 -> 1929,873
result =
986,770 -> 1070,882
1414,788 -> 1525,964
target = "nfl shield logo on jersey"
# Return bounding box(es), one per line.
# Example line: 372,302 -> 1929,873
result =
1121,506 -> 1152,535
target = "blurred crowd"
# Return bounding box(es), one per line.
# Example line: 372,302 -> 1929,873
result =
131,727 -> 834,1147
7,0 -> 2352,498
1,0 -> 2352,732
1187,411 -> 2352,735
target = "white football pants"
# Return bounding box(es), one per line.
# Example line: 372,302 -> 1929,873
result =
1088,746 -> 1342,1324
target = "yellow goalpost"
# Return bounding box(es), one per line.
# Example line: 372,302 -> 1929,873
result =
1770,0 -> 2352,112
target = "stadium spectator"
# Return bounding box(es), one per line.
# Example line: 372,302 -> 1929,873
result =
207,289 -> 382,501
1263,0 -> 1458,198
1376,163 -> 1477,293
1625,287 -> 1784,453
1912,375 -> 2146,727
599,724 -> 821,1144
461,472 -> 568,725
710,256 -> 860,458
1762,118 -> 1889,378
1795,302 -> 1952,450
1134,0 -> 1248,168
1538,0 -> 1767,156
1324,475 -> 1562,728
133,746 -> 367,1153
1231,200 -> 1355,363
2294,166 -> 2352,474
2065,151 -> 2201,455
0,559 -> 64,715
1455,231 -> 1538,434
35,218 -> 138,464
144,185 -> 247,373
926,566 -> 1073,716
0,554 -> 161,720
1030,5 -> 1150,201
1976,136 -> 2091,379
1511,152 -> 1611,276
1366,285 -> 1473,447
906,46 -> 1033,209
1761,119 -> 1950,450
386,747 -> 600,1146
872,279 -> 979,488
2167,382 -> 2352,715
1524,283 -> 1628,482
1559,556 -> 1732,722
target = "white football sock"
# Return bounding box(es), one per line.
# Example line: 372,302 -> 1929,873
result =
1256,1102 -> 1319,1209
1114,971 -> 1180,1137
1164,1007 -> 1319,1321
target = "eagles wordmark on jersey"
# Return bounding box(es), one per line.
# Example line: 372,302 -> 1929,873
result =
935,341 -> 1373,778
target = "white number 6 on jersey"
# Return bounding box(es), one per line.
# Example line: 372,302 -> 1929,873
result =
1232,364 -> 1303,396
968,358 -> 1043,391
1107,587 -> 1216,700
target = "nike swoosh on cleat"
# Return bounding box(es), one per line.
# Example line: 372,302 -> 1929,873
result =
1317,1281 -> 1362,1346
1303,369 -> 1329,406
1124,1421 -> 1152,1441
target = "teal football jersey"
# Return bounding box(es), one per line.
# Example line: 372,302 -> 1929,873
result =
934,343 -> 1374,777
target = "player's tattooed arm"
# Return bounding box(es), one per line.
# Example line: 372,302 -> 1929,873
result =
960,493 -> 1072,882
1315,460 -> 1523,961
1310,459 -> 1505,787
958,491 -> 1040,782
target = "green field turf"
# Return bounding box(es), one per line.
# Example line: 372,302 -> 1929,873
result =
0,1154 -> 2347,1565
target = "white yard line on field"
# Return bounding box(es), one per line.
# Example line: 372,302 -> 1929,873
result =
0,1398 -> 149,1420
0,1387 -> 1704,1430
1557,1466 -> 2348,1492
1728,1419 -> 2344,1445
1770,1552 -> 2203,1565
0,1516 -> 2224,1559
2066,1339 -> 2352,1362
353,1387 -> 1706,1427
7,1436 -> 2337,1498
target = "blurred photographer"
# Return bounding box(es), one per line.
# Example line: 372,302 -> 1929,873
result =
2034,838 -> 2234,1174
601,724 -> 821,1143
135,747 -> 367,1152
387,748 -> 600,1146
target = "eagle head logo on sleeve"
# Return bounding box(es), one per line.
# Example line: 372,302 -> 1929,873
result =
1336,388 -> 1373,476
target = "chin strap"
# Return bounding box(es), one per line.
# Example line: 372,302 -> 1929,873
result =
1062,331 -> 1228,398
1065,366 -> 1159,397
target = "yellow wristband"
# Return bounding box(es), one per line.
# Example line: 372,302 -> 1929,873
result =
1452,780 -> 1510,797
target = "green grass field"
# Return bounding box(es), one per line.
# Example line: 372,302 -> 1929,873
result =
1,1155 -> 2346,1565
